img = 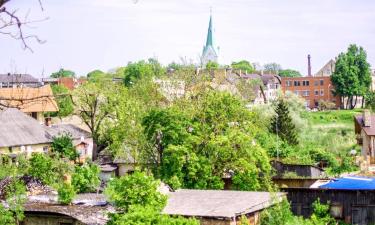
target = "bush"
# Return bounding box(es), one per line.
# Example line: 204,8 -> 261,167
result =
29,153 -> 57,185
71,163 -> 100,193
58,183 -> 76,205
51,134 -> 78,161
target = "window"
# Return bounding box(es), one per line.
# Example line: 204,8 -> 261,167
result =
8,146 -> 13,153
286,80 -> 292,87
320,79 -> 324,85
302,90 -> 310,97
43,146 -> 49,153
302,80 -> 310,86
320,90 -> 324,96
294,81 -> 301,86
294,91 -> 299,95
314,80 -> 319,86
314,90 -> 319,96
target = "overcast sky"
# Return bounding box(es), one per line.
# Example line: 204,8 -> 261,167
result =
1,0 -> 375,77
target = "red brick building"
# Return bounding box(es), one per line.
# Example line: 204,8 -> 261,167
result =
281,76 -> 341,109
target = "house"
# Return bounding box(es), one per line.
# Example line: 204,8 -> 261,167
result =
163,189 -> 285,225
41,77 -> 86,90
285,176 -> 375,225
154,78 -> 185,101
281,76 -> 340,109
241,74 -> 281,104
0,84 -> 58,123
0,108 -> 92,161
0,73 -> 41,88
354,110 -> 375,170
314,59 -> 336,77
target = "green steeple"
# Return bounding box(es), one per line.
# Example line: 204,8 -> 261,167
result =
205,15 -> 213,47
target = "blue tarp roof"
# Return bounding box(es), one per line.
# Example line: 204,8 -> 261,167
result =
320,176 -> 375,190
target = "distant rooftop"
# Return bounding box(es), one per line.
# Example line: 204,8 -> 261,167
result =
0,74 -> 39,83
320,176 -> 375,190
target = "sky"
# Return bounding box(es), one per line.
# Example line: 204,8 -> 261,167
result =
1,0 -> 375,77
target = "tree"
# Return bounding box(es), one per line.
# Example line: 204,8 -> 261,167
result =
231,60 -> 254,73
124,58 -> 165,86
0,0 -> 46,51
263,63 -> 282,73
105,171 -> 167,212
58,183 -> 76,205
5,179 -> 26,224
71,163 -> 100,193
73,81 -> 121,160
87,70 -> 108,82
50,68 -> 76,78
105,171 -> 199,225
28,153 -> 56,185
278,69 -> 301,77
142,91 -> 273,191
205,61 -> 219,70
51,134 -> 78,161
270,99 -> 299,145
51,85 -> 74,118
331,44 -> 371,109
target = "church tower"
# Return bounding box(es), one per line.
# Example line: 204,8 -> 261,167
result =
201,11 -> 218,67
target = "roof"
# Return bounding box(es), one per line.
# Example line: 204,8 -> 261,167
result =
163,189 -> 284,219
0,74 -> 39,83
319,176 -> 375,190
24,193 -> 113,225
47,124 -> 91,139
355,115 -> 375,136
0,108 -> 52,147
0,108 -> 91,147
0,84 -> 58,112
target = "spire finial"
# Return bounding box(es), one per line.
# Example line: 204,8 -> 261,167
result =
210,6 -> 212,15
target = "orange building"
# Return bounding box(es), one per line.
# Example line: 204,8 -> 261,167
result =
281,76 -> 341,109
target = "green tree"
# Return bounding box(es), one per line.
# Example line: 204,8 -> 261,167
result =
231,60 -> 254,73
28,153 -> 57,185
51,68 -> 76,78
263,63 -> 282,73
0,204 -> 15,225
270,99 -> 299,145
331,44 -> 371,109
87,70 -> 108,82
278,69 -> 301,77
58,183 -> 76,205
51,134 -> 78,161
105,171 -> 167,212
124,58 -> 165,86
5,179 -> 26,224
71,163 -> 100,193
205,61 -> 219,70
51,85 -> 74,118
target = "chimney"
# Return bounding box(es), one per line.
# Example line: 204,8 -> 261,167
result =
363,110 -> 372,127
308,54 -> 312,77
45,117 -> 52,127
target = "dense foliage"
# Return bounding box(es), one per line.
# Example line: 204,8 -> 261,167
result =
278,69 -> 301,77
331,44 -> 371,109
123,58 -> 165,86
51,84 -> 74,117
105,172 -> 198,224
58,183 -> 76,205
50,68 -> 76,78
231,60 -> 254,73
142,91 -> 272,191
71,163 -> 100,193
51,134 -> 78,160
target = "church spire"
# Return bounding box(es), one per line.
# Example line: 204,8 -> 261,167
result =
205,11 -> 213,47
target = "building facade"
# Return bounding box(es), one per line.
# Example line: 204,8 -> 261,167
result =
0,73 -> 41,88
281,76 -> 340,109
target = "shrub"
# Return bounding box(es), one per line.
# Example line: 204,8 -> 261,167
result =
58,183 -> 76,205
71,163 -> 100,193
51,133 -> 78,161
28,153 -> 57,185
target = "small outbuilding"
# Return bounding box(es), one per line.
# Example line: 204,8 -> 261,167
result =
163,189 -> 285,225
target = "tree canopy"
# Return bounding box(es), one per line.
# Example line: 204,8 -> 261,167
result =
263,63 -> 282,73
331,44 -> 371,109
231,60 -> 254,73
124,58 -> 165,86
51,84 -> 74,118
278,69 -> 301,77
51,68 -> 76,78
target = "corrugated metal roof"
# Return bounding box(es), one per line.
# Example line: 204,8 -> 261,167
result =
320,176 -> 375,190
163,189 -> 284,218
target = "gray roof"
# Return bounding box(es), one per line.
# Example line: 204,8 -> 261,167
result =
0,74 -> 39,83
163,189 -> 284,219
0,108 -> 51,147
47,124 -> 91,139
0,108 -> 91,147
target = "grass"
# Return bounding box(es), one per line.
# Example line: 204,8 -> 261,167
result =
302,109 -> 363,125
